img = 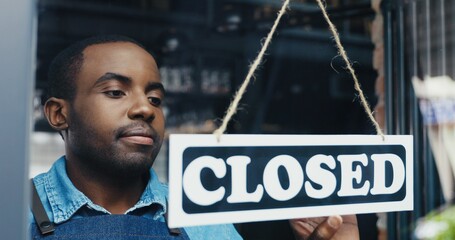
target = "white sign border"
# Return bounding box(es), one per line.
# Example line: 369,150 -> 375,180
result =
168,134 -> 413,228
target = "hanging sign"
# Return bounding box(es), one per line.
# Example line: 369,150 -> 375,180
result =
168,134 -> 413,228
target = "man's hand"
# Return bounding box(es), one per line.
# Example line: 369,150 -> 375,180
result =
289,215 -> 359,240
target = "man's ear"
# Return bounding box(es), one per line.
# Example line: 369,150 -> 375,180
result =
43,97 -> 69,131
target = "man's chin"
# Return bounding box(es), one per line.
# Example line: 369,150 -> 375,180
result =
100,153 -> 154,179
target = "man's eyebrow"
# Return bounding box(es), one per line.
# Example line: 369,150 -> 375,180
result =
94,72 -> 132,86
146,82 -> 166,95
94,72 -> 165,94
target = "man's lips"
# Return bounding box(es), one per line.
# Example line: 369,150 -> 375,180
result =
121,136 -> 154,145
119,128 -> 155,146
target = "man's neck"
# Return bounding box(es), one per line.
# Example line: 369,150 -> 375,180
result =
65,156 -> 148,214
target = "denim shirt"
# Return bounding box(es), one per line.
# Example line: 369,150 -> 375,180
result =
30,156 -> 242,240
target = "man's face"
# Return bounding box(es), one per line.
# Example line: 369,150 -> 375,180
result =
65,42 -> 165,178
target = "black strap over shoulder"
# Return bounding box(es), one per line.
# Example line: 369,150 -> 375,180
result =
30,179 -> 55,235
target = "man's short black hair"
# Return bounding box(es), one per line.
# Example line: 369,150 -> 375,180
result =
45,35 -> 147,104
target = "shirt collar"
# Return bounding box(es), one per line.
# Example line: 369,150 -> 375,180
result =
45,156 -> 91,223
125,167 -> 167,219
44,156 -> 168,223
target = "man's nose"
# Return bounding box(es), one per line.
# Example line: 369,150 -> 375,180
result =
127,95 -> 156,121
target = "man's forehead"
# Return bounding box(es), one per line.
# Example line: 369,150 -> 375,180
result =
83,41 -> 149,58
77,41 -> 161,86
81,42 -> 158,71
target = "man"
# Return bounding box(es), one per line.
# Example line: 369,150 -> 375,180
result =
30,35 -> 358,239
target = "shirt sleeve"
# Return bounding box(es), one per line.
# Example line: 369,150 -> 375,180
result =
184,223 -> 242,240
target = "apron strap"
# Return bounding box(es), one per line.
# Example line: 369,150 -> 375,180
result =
30,179 -> 55,235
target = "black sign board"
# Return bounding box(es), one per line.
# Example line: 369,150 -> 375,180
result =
168,134 -> 413,228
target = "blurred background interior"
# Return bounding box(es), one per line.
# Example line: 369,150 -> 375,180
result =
27,0 -> 455,239
31,0 -> 377,178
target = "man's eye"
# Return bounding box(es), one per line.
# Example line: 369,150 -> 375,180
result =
105,90 -> 125,97
148,97 -> 162,106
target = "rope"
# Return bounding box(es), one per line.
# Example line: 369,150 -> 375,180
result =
314,0 -> 385,140
213,0 -> 291,141
213,0 -> 385,141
